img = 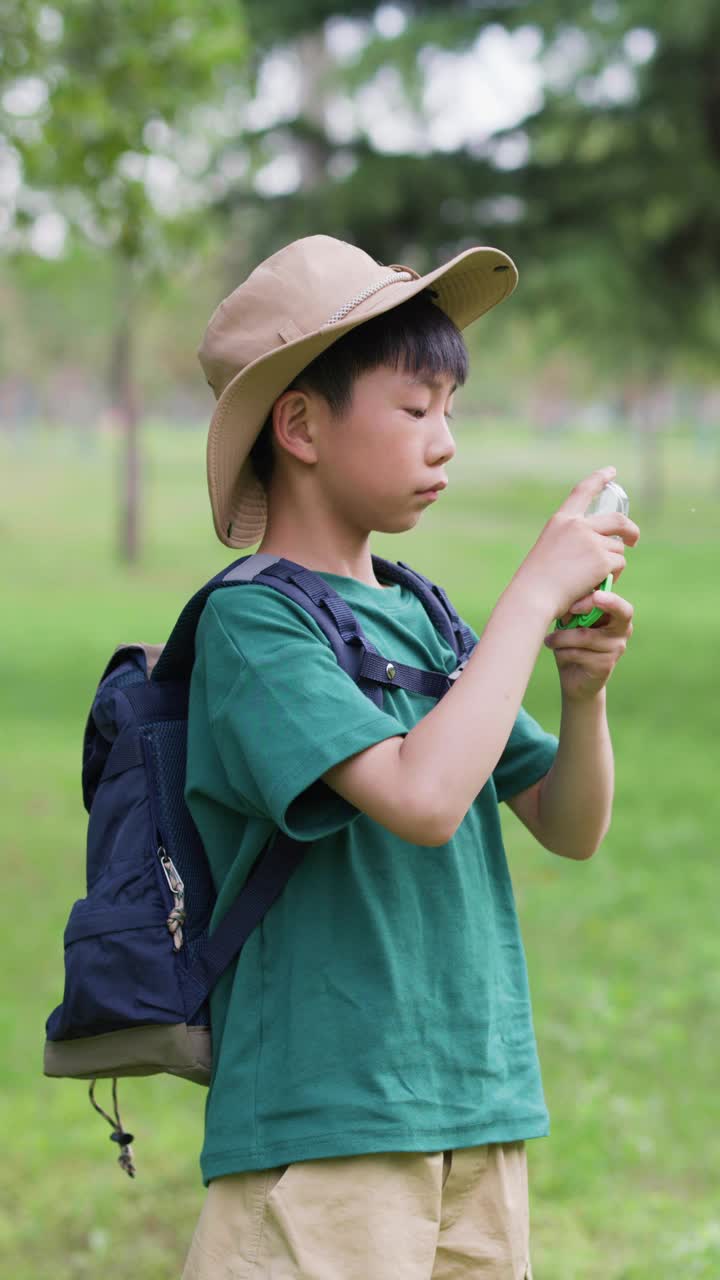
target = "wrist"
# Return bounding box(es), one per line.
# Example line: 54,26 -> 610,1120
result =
560,684 -> 608,714
503,569 -> 557,634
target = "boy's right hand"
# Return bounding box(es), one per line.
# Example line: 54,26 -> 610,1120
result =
515,467 -> 640,623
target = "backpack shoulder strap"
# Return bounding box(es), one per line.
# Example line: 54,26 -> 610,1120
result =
242,557 -> 386,704
149,555 -> 255,684
175,554 -> 388,1016
151,553 -> 386,705
373,556 -> 476,664
166,554 -> 468,1012
183,827 -> 308,1022
154,553 -> 474,698
246,558 -> 467,702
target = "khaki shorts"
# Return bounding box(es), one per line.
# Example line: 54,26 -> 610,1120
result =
181,1141 -> 532,1279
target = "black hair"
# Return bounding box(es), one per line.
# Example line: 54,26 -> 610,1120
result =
250,289 -> 468,490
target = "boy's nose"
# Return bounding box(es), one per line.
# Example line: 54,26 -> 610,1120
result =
428,418 -> 456,466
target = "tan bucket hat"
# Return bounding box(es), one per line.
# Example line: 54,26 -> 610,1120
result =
199,234 -> 518,548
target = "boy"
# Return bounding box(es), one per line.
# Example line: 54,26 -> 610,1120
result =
182,236 -> 638,1279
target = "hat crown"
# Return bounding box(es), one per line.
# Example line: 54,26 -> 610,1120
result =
198,236 -> 409,400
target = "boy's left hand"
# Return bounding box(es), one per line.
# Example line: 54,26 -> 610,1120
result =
544,589 -> 634,701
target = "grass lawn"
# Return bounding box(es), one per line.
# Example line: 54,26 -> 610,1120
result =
1,420 -> 718,1278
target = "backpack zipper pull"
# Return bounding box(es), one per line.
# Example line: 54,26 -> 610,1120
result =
158,848 -> 186,950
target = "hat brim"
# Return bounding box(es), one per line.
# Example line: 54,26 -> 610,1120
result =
207,245 -> 517,548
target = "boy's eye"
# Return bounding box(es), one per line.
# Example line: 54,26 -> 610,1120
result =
403,406 -> 455,420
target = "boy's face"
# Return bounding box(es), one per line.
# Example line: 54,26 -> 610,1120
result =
310,363 -> 457,536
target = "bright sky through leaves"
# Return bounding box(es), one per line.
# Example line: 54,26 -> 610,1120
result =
1,10 -> 654,255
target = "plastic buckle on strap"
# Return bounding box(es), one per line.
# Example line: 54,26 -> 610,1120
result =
447,662 -> 467,682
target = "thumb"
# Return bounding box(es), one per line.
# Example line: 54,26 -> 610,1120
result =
557,466 -> 616,518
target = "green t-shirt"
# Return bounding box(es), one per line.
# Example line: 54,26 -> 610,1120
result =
185,569 -> 558,1184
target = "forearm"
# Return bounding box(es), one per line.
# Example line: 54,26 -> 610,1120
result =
398,577 -> 553,839
324,468 -> 635,847
536,689 -> 614,858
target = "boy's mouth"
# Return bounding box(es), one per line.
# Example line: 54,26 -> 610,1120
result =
416,480 -> 448,498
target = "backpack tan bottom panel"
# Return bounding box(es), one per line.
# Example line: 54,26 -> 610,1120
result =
43,1023 -> 212,1086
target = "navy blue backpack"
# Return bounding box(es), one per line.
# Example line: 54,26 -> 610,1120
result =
44,553 -> 474,1175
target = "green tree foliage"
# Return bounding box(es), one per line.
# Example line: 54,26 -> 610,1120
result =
517,2 -> 720,364
1,0 -> 247,559
231,0 -> 720,373
2,0 -> 245,260
3,1 -> 718,534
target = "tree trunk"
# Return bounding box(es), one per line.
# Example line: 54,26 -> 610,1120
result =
295,32 -> 330,188
109,258 -> 141,563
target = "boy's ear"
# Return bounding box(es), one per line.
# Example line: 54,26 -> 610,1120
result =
272,388 -> 319,465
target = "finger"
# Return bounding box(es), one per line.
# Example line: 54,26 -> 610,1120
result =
566,591 -> 601,614
546,629 -> 626,653
547,620 -> 633,652
557,466 -> 617,517
586,513 -> 640,545
552,650 -> 619,670
589,590 -> 634,628
553,650 -> 621,679
562,573 -> 628,622
602,548 -> 627,580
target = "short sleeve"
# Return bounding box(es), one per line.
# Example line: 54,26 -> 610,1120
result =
194,587 -> 406,840
492,705 -> 558,804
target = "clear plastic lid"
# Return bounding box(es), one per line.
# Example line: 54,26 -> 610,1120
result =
585,480 -> 629,518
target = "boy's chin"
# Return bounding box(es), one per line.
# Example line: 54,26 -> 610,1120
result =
373,512 -> 422,534
368,506 -> 425,532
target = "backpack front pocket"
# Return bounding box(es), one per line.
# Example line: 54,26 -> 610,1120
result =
46,857 -> 186,1042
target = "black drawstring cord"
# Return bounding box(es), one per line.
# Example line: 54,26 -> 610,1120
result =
88,1078 -> 136,1178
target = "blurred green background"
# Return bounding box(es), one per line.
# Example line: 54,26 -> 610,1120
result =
2,2 -> 719,1277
